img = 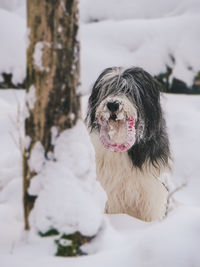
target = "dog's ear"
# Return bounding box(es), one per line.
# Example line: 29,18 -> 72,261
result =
139,70 -> 163,140
86,67 -> 116,130
123,67 -> 163,140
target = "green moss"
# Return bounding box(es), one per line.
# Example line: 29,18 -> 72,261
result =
39,228 -> 59,237
155,65 -> 172,92
155,54 -> 200,94
194,71 -> 200,80
39,229 -> 93,257
194,71 -> 200,86
55,232 -> 93,257
0,73 -> 25,89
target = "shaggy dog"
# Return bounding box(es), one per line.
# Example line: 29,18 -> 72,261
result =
86,67 -> 171,222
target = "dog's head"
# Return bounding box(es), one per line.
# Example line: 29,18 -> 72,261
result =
87,67 -> 163,152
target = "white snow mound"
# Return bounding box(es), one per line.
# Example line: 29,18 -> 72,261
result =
29,120 -> 107,237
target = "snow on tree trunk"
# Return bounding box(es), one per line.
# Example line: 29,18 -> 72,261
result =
23,0 -> 106,256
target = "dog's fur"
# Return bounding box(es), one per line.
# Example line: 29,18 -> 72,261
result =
86,67 -> 171,221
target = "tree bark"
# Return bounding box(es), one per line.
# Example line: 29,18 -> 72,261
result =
23,0 -> 80,230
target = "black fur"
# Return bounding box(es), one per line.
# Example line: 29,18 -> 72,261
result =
87,67 -> 171,170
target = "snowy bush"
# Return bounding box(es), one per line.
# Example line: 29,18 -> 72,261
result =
28,121 -> 106,255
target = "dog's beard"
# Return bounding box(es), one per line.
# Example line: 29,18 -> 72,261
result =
96,96 -> 136,152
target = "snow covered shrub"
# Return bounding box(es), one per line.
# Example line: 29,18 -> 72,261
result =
28,121 -> 106,256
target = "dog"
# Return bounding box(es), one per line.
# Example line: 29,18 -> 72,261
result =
86,67 -> 171,222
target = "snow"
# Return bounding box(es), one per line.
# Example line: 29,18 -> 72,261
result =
162,94 -> 200,207
28,141 -> 45,173
50,126 -> 59,146
1,0 -> 200,90
33,42 -> 45,71
25,85 -> 36,110
33,42 -> 50,71
0,0 -> 200,266
0,0 -> 25,12
81,14 -> 200,93
80,0 -> 200,22
28,120 -> 106,237
0,90 -> 200,266
0,8 -> 25,84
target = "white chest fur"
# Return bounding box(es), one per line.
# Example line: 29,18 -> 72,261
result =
90,132 -> 168,221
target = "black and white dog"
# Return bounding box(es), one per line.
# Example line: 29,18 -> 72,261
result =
87,67 -> 171,221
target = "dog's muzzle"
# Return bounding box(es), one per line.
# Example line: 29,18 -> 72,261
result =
96,97 -> 136,152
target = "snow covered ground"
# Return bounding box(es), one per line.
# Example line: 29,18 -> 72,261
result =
1,0 -> 200,266
0,90 -> 200,267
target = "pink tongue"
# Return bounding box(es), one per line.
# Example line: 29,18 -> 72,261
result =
100,118 -> 136,152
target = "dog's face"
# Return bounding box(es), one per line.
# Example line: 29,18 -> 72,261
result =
95,94 -> 137,152
87,67 -> 162,152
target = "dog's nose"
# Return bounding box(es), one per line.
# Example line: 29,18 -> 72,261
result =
107,101 -> 119,112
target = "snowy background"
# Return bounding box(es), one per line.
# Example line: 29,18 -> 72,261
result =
1,0 -> 200,90
0,0 -> 200,266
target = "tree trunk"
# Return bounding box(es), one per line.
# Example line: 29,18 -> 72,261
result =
23,0 -> 80,230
